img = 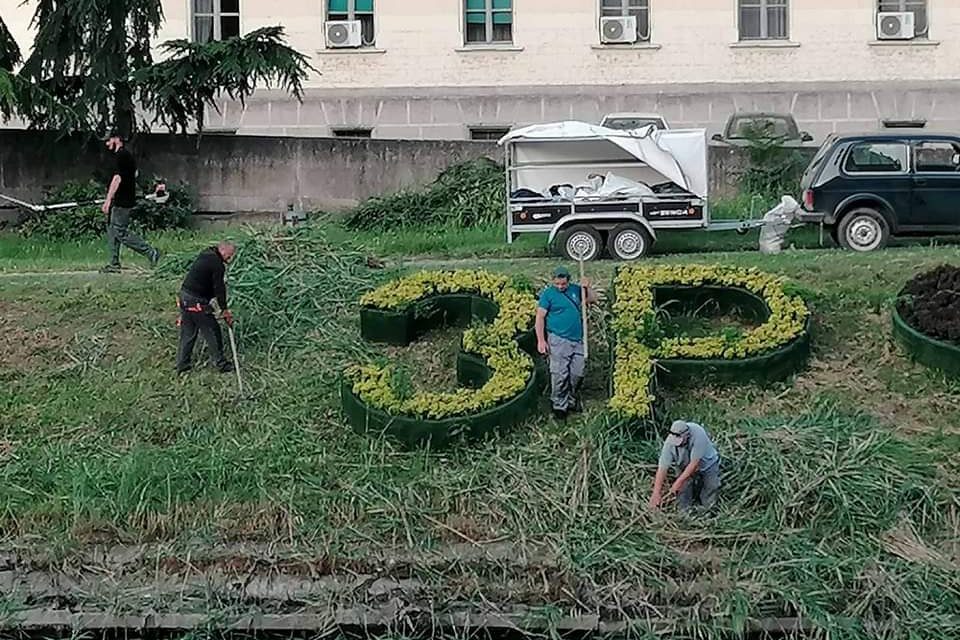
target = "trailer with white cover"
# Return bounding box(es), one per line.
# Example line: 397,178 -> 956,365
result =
498,121 -> 778,261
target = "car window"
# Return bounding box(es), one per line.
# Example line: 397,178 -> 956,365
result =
729,117 -> 795,139
604,118 -> 664,130
844,142 -> 908,173
914,141 -> 960,173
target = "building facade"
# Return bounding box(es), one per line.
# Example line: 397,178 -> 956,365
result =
4,1 -> 960,140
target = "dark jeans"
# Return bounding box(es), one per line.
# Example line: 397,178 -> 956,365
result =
107,206 -> 155,266
176,292 -> 228,371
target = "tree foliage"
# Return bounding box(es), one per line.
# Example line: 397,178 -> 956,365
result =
136,26 -> 314,134
20,0 -> 164,137
9,1 -> 313,138
0,15 -> 21,72
1,14 -> 80,130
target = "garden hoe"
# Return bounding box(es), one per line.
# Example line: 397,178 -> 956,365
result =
210,300 -> 245,397
579,254 -> 589,361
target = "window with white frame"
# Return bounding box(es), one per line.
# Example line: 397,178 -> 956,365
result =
464,0 -> 513,45
738,0 -> 788,40
600,0 -> 650,42
328,0 -> 376,46
191,0 -> 240,43
877,0 -> 928,37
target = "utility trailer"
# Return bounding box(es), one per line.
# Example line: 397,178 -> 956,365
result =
498,121 -> 768,261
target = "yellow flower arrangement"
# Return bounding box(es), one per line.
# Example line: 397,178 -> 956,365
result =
351,270 -> 536,420
611,264 -> 809,419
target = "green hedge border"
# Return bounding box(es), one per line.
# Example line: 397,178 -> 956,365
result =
891,306 -> 960,376
655,285 -> 811,386
345,293 -> 544,448
610,283 -> 811,429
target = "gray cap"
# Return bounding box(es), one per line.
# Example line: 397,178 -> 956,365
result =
667,420 -> 690,445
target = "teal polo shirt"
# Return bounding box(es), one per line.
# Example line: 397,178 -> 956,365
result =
538,284 -> 583,343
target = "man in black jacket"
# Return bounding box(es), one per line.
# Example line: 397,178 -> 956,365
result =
176,242 -> 237,374
100,133 -> 160,273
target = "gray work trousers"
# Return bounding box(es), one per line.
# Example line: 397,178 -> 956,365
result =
548,333 -> 585,411
678,460 -> 721,512
107,206 -> 155,266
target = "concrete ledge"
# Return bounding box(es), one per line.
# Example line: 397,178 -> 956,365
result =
730,40 -> 801,49
454,45 -> 525,53
590,43 -> 662,51
868,39 -> 940,47
1,607 -> 831,635
315,48 -> 387,55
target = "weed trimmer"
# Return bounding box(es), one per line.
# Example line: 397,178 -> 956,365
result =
0,181 -> 169,215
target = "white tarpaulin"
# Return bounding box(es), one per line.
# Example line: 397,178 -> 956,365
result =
499,121 -> 708,198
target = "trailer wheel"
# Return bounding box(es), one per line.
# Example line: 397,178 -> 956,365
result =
607,223 -> 653,261
560,225 -> 602,262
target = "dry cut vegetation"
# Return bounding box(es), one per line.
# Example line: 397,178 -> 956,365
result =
1,226 -> 959,639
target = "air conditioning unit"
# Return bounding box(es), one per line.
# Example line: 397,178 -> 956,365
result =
877,12 -> 915,40
600,16 -> 638,44
325,20 -> 362,48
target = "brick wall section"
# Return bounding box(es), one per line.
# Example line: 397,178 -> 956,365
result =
1,132 -> 813,218
0,132 -> 499,215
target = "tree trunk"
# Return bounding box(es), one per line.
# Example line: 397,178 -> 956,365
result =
114,80 -> 135,140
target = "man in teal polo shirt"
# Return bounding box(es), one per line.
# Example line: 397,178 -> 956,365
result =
535,266 -> 596,420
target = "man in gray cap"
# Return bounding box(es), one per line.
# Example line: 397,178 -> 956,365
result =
648,420 -> 721,511
535,265 -> 596,420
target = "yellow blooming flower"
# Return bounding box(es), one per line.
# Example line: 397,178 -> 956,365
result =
353,270 -> 536,419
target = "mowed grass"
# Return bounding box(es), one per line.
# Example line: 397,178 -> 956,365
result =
1,228 -> 959,636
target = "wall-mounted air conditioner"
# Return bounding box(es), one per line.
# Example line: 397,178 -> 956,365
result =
325,20 -> 363,48
600,16 -> 638,44
877,12 -> 915,40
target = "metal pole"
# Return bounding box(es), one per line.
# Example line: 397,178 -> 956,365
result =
579,253 -> 589,361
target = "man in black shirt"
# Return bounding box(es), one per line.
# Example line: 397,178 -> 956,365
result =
176,242 -> 237,374
100,133 -> 160,273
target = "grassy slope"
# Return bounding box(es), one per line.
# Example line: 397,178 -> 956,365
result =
1,229 -> 959,636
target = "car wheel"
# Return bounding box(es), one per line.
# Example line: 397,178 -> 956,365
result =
560,225 -> 602,262
838,208 -> 889,252
607,223 -> 653,261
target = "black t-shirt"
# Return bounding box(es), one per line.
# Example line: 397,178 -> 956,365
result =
113,148 -> 138,208
181,247 -> 228,310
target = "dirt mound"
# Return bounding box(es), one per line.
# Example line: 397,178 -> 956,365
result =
897,264 -> 960,341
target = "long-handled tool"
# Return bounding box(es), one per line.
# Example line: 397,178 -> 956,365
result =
210,300 -> 245,396
0,183 -> 169,214
578,253 -> 589,361
225,323 -> 244,396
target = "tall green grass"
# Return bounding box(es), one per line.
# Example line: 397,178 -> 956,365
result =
1,228 -> 958,636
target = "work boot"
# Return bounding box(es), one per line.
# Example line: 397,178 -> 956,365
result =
216,361 -> 235,374
569,378 -> 584,413
99,264 -> 121,274
176,365 -> 192,375
552,408 -> 567,421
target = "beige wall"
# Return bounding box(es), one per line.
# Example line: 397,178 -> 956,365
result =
5,2 -> 959,139
7,1 -> 960,87
294,0 -> 960,88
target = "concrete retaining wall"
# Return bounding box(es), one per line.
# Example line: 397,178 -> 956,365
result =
0,131 -> 812,216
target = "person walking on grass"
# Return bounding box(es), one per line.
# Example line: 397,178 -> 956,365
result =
176,242 -> 237,374
535,265 -> 596,420
100,132 -> 160,273
648,420 -> 721,512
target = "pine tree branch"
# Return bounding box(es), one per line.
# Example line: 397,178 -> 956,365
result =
135,26 -> 316,134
